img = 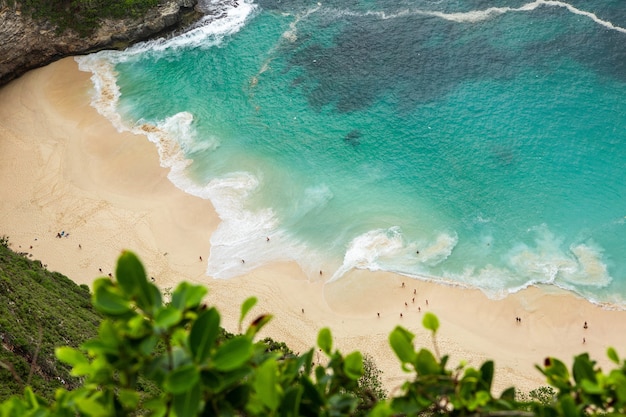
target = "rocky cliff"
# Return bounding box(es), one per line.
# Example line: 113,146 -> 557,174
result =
0,0 -> 201,87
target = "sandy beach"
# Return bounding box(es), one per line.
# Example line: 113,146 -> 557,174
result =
2,57 -> 626,395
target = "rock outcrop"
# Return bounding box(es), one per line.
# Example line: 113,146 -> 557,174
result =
0,0 -> 201,87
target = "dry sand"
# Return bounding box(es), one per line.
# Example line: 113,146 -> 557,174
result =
2,57 -> 626,395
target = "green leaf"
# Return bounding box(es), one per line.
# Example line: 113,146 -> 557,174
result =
190,308 -> 220,364
115,250 -> 147,297
164,365 -> 200,394
415,349 -> 440,376
213,336 -> 253,371
75,393 -> 111,417
281,386 -> 304,417
480,360 -> 494,391
368,402 -> 394,417
240,296 -> 258,326
318,328 -> 333,355
23,387 -> 38,408
118,389 -> 140,410
559,395 -> 581,417
572,353 -> 596,385
540,357 -> 571,390
422,312 -> 439,333
254,359 -> 280,411
343,351 -> 364,380
92,278 -> 132,316
115,250 -> 162,313
610,371 -> 626,402
55,347 -> 88,367
607,347 -> 620,364
328,393 -> 358,414
467,390 -> 491,411
172,381 -> 202,417
246,314 -> 273,338
388,326 -> 416,367
171,282 -> 208,310
154,305 -> 183,331
580,379 -> 604,395
500,387 -> 516,401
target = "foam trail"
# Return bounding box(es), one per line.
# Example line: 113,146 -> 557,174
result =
327,228 -> 458,283
249,4 -> 321,90
325,1 -> 626,34
85,0 -> 257,66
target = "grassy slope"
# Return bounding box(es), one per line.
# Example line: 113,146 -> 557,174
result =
0,237 -> 102,401
10,0 -> 162,35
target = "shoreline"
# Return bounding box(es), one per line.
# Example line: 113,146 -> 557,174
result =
2,57 -> 626,394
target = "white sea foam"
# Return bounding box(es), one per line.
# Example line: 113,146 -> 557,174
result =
325,1 -> 626,34
76,52 -> 194,173
121,0 -> 257,60
418,233 -> 458,267
75,0 -> 622,300
74,0 -> 308,280
454,226 -> 612,299
249,4 -> 321,90
503,226 -> 611,288
565,242 -> 611,287
281,4 -> 321,43
328,228 -> 458,283
77,0 -> 257,70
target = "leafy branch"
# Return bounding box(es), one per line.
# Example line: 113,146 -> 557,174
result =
1,250 -> 626,417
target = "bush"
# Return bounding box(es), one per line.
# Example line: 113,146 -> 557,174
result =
2,250 -> 626,416
16,0 -> 162,35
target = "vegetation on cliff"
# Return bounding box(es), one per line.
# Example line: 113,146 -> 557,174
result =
0,236 -> 101,401
4,0 -> 163,34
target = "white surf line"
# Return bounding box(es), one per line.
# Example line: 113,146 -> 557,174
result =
325,0 -> 626,35
429,0 -> 626,35
249,4 -> 322,89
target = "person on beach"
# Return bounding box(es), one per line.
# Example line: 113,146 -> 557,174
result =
402,282 -> 405,288
584,321 -> 588,329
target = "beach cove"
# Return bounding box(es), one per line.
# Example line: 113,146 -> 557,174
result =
1,58 -> 626,394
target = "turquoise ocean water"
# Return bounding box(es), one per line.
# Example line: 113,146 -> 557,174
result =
77,0 -> 626,306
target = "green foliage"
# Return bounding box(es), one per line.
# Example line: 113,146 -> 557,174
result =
518,386 -> 557,406
3,250 -> 626,417
15,0 -> 161,35
0,239 -> 102,402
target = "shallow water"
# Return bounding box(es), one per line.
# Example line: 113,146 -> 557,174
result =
77,0 -> 626,306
